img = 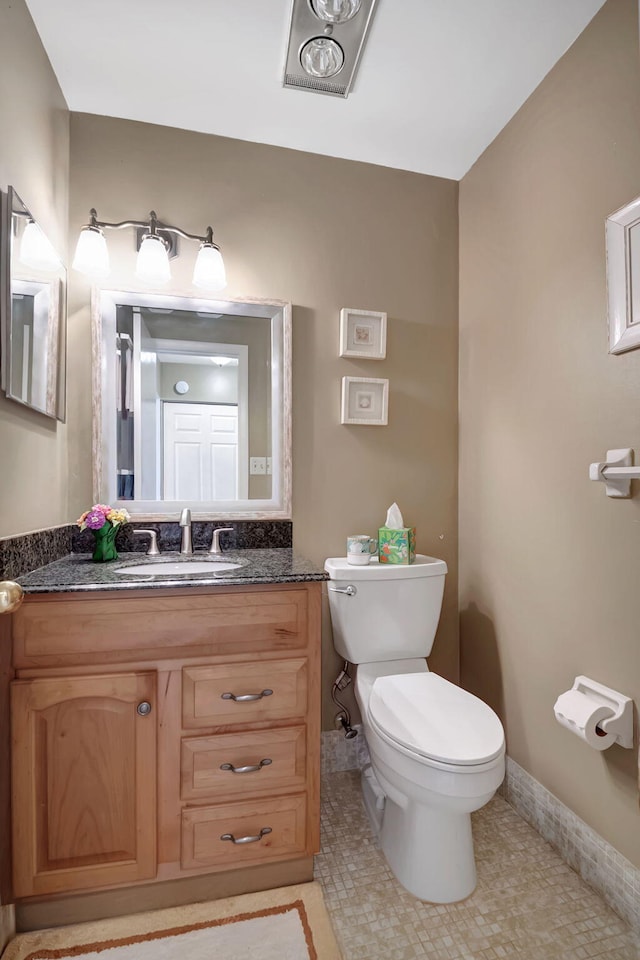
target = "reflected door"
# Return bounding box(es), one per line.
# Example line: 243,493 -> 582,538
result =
163,402 -> 239,500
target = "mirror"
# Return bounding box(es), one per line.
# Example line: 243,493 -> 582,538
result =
0,187 -> 66,419
606,194 -> 640,354
93,289 -> 291,518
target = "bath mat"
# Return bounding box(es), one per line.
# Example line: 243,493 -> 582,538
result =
2,882 -> 341,960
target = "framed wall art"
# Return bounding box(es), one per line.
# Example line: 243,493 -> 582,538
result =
341,376 -> 389,425
339,307 -> 387,359
606,195 -> 640,354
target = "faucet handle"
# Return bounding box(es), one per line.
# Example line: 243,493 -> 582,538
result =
133,529 -> 160,556
209,526 -> 234,555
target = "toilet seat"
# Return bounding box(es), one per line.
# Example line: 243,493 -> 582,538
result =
368,672 -> 504,767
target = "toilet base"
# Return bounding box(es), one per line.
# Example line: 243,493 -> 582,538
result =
364,762 -> 478,903
361,764 -> 385,836
380,789 -> 476,903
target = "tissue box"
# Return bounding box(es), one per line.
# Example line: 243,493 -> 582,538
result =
378,526 -> 416,564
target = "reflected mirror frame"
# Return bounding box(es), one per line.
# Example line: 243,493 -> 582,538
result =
0,186 -> 67,420
92,288 -> 292,520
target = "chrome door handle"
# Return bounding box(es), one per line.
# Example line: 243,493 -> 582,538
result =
220,827 -> 272,844
329,585 -> 357,597
221,689 -> 273,702
220,758 -> 272,774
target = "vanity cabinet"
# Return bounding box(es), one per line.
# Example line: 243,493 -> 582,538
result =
8,582 -> 321,908
11,672 -> 156,897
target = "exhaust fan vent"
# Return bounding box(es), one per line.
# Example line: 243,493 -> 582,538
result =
283,0 -> 378,99
284,73 -> 349,97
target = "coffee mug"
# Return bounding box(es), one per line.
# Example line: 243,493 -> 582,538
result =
346,534 -> 378,565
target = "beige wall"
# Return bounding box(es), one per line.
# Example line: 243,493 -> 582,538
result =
0,0 -> 69,538
459,0 -> 640,867
68,115 -> 460,724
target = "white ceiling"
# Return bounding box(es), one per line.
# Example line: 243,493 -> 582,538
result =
25,0 -> 606,181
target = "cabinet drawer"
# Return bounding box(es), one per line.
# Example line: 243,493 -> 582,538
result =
13,588 -> 310,666
181,795 -> 307,870
181,726 -> 306,801
182,659 -> 307,729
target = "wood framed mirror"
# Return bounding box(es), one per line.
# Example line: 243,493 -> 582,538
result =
92,288 -> 291,519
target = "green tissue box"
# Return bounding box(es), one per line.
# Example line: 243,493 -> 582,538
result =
378,526 -> 416,564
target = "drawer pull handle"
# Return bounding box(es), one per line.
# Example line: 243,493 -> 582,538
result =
220,758 -> 273,775
220,827 -> 272,845
221,689 -> 273,703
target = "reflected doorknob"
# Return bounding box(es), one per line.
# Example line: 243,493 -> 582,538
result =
0,581 -> 24,614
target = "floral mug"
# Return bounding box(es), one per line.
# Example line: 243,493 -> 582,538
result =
346,534 -> 378,565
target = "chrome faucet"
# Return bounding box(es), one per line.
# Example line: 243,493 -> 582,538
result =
179,508 -> 193,555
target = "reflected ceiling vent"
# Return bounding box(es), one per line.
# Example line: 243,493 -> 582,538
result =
283,0 -> 379,99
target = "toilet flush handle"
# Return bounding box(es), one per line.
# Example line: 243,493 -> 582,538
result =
329,585 -> 357,597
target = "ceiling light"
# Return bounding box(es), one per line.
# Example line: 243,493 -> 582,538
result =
72,208 -> 226,291
300,37 -> 344,78
310,0 -> 362,24
210,356 -> 238,367
283,0 -> 378,97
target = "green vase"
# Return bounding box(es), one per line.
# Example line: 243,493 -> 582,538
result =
92,522 -> 119,562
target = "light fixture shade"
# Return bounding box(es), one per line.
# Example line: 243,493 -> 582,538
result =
136,235 -> 171,285
72,227 -> 110,278
192,244 -> 227,291
300,37 -> 344,78
19,220 -> 60,272
310,0 -> 362,23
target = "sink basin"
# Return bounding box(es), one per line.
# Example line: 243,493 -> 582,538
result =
116,560 -> 244,576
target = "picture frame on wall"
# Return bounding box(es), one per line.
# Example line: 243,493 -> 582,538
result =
339,307 -> 387,359
605,194 -> 640,354
341,376 -> 389,425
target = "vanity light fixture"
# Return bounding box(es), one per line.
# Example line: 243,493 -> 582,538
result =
283,0 -> 378,97
72,209 -> 226,291
18,218 -> 61,272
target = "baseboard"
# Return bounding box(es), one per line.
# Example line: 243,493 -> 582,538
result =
320,730 -> 640,934
14,859 -> 314,933
501,757 -> 640,934
321,725 -> 369,774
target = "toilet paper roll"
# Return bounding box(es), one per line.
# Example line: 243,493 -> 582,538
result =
553,690 -> 616,751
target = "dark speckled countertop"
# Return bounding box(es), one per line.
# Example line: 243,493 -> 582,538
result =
17,549 -> 328,594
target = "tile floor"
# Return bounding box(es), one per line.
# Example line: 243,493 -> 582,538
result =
315,770 -> 640,960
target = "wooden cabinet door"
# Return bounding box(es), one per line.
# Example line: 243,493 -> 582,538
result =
11,672 -> 157,898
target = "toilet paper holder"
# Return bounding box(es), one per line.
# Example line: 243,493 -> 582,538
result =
554,676 -> 633,749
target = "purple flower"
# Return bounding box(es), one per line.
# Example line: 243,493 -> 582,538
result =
85,510 -> 108,530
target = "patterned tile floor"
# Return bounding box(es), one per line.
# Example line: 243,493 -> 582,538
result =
315,771 -> 640,960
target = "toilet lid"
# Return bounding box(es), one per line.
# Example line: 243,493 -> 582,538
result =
368,673 -> 504,766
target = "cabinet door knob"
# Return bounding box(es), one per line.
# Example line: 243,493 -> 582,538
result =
220,827 -> 272,845
0,581 -> 24,614
137,701 -> 152,716
221,689 -> 273,702
220,758 -> 272,774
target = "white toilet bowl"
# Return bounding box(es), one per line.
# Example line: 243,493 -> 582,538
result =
356,660 -> 505,903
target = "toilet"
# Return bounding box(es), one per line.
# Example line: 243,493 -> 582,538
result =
324,554 -> 505,904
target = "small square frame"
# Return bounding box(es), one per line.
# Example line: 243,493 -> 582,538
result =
341,376 -> 389,426
339,308 -> 387,359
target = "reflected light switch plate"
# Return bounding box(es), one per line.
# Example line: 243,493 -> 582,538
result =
250,457 -> 267,475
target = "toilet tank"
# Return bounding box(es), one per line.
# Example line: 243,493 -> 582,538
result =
324,556 -> 447,664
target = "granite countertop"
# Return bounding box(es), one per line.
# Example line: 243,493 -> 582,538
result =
17,548 -> 328,594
